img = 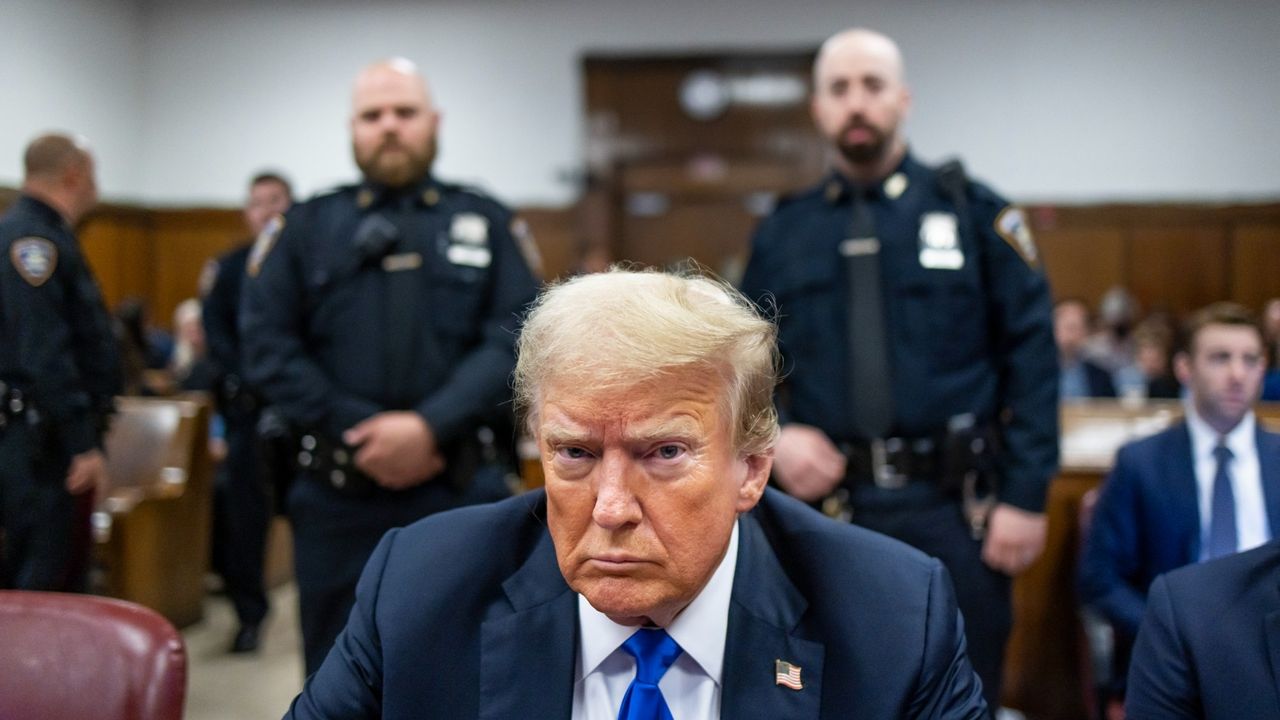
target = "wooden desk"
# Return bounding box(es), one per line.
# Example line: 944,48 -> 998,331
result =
95,394 -> 214,628
1002,400 -> 1280,718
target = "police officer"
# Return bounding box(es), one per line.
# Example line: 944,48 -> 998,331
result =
202,171 -> 293,653
740,29 -> 1057,707
0,133 -> 122,591
240,59 -> 540,674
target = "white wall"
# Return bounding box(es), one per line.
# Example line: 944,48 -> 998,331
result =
1,0 -> 145,200
7,0 -> 1280,205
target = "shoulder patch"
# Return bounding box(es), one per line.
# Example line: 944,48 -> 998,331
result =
511,217 -> 544,279
994,206 -> 1040,269
9,237 -> 58,287
247,214 -> 285,278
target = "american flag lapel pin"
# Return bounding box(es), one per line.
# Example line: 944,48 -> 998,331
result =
775,659 -> 803,690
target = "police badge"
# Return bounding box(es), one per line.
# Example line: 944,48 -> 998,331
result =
10,237 -> 58,287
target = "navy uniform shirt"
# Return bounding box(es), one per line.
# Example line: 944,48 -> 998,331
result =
0,195 -> 122,456
741,153 -> 1058,512
239,175 -> 539,448
204,242 -> 251,385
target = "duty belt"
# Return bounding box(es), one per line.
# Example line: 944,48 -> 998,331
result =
294,431 -> 375,497
840,436 -> 942,490
0,381 -> 32,430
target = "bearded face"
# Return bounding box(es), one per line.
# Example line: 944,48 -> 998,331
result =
350,66 -> 439,188
353,131 -> 437,188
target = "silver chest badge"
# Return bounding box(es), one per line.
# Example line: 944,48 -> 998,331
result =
447,213 -> 491,268
918,212 -> 964,270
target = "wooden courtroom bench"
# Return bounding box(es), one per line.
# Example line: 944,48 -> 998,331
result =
1002,400 -> 1280,719
94,394 -> 214,628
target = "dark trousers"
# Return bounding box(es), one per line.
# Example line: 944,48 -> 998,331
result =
211,416 -> 271,627
851,483 -> 1011,713
289,464 -> 511,675
0,424 -> 85,591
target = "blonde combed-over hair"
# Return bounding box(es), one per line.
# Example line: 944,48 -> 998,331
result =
513,266 -> 780,456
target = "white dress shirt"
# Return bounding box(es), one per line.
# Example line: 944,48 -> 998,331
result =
571,521 -> 738,720
1185,407 -> 1271,560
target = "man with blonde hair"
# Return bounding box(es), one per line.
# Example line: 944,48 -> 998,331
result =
242,59 -> 539,673
286,268 -> 987,719
0,132 -> 121,590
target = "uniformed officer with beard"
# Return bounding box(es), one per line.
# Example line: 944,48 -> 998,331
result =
740,29 -> 1057,707
240,59 -> 540,674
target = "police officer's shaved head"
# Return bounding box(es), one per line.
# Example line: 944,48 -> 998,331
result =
350,58 -> 440,187
21,132 -> 98,224
811,28 -> 912,181
814,28 -> 907,85
23,133 -> 92,182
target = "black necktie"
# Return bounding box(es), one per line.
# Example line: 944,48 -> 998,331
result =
843,188 -> 894,439
384,193 -> 424,404
1206,442 -> 1237,559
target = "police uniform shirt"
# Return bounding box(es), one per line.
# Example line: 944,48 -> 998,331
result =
239,176 -> 540,447
740,152 -> 1058,512
0,195 -> 121,455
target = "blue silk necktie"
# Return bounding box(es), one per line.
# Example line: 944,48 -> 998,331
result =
617,628 -> 682,720
1206,443 -> 1237,559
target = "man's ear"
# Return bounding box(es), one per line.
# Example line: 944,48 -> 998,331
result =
735,451 -> 773,512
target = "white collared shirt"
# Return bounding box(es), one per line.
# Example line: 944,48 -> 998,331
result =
571,521 -> 739,720
1185,407 -> 1271,560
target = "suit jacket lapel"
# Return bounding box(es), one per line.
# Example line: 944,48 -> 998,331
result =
1168,423 -> 1203,561
479,527 -> 577,720
1256,428 -> 1280,539
720,512 -> 824,720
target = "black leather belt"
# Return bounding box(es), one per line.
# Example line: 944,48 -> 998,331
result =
840,436 -> 943,490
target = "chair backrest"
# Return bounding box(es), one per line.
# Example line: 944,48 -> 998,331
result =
0,590 -> 187,720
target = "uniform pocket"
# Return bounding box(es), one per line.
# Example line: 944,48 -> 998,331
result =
430,263 -> 488,339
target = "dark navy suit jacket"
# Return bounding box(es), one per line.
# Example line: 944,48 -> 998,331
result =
284,488 -> 987,719
1127,540 -> 1280,719
1079,421 -> 1280,638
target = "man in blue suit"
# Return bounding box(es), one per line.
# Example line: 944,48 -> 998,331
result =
285,269 -> 987,719
1126,538 -> 1280,719
1079,302 -> 1280,686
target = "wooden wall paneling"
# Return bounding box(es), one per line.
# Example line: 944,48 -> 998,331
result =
1128,224 -> 1229,315
1229,222 -> 1280,310
1034,224 -> 1127,306
79,207 -> 154,312
517,206 -> 577,281
149,209 -> 245,326
621,197 -> 761,278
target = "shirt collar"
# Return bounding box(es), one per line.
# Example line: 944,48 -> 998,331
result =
354,174 -> 441,210
823,149 -> 916,205
18,194 -> 71,230
576,520 -> 739,685
1184,401 -> 1255,459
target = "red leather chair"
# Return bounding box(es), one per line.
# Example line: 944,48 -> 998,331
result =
0,590 -> 186,720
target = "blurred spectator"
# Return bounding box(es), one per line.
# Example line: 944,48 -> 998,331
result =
1262,298 -> 1280,402
170,298 -> 214,392
1133,315 -> 1181,400
1056,298 -> 1116,399
1086,286 -> 1144,396
115,297 -> 174,370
